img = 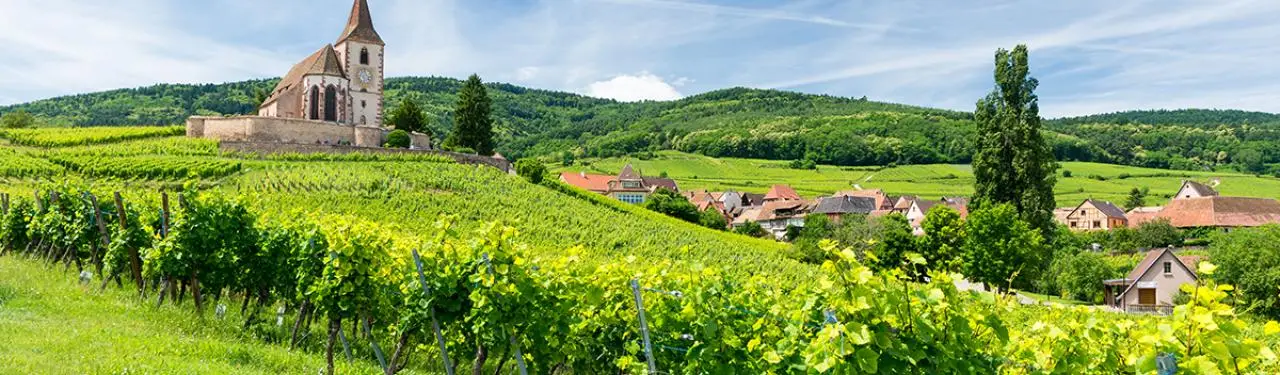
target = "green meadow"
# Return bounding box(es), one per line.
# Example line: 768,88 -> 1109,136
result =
555,151 -> 1280,206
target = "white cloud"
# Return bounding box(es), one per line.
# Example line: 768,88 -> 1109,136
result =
584,72 -> 684,102
515,66 -> 540,81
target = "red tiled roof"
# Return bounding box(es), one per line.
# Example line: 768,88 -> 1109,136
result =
262,45 -> 347,107
1152,196 -> 1280,228
559,172 -> 612,192
764,185 -> 801,201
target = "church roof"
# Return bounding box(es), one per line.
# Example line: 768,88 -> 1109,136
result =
262,45 -> 347,107
336,0 -> 385,46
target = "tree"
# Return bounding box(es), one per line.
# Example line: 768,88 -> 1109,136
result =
389,97 -> 428,134
1124,187 -> 1149,210
1134,218 -> 1182,248
734,221 -> 767,238
1056,251 -> 1114,303
870,214 -> 915,272
514,159 -> 547,184
698,206 -> 728,231
1,110 -> 36,129
961,204 -> 1044,293
1235,148 -> 1266,174
971,45 -> 1058,240
561,151 -> 575,167
446,74 -> 495,156
918,206 -> 964,272
384,129 -> 410,148
793,214 -> 835,263
1207,225 -> 1280,319
642,187 -> 699,223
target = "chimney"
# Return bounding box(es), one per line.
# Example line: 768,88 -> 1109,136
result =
580,171 -> 586,178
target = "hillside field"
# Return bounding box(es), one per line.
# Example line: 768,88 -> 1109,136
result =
555,151 -> 1280,206
2,127 -> 1278,373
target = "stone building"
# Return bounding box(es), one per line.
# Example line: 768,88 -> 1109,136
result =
187,0 -> 428,148
258,0 -> 385,126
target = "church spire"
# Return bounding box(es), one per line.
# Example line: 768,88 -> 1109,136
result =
337,0 -> 384,46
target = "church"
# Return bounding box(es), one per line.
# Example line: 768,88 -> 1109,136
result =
186,0 -> 430,148
258,0 -> 386,126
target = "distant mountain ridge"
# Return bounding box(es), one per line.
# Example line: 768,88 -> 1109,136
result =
4,78 -> 1280,174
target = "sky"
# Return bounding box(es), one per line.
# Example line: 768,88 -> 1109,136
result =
2,0 -> 1279,118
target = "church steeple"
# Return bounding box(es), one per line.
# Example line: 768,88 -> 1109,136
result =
337,0 -> 384,46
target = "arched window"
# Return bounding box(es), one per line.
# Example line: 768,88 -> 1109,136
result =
324,86 -> 338,122
360,47 -> 369,65
360,115 -> 367,124
308,86 -> 320,120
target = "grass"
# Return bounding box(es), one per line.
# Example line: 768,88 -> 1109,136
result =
0,256 -> 387,374
555,151 -> 1280,206
1015,289 -> 1092,306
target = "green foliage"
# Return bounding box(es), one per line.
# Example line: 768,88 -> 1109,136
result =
387,97 -> 427,134
1055,251 -> 1115,303
697,206 -> 728,231
1,199 -> 34,251
446,74 -> 495,156
514,158 -> 547,184
1208,225 -> 1280,319
734,221 -> 767,238
870,214 -> 915,272
144,192 -> 258,301
309,217 -> 392,320
0,126 -> 184,147
962,204 -> 1045,292
792,214 -> 835,263
1,109 -> 36,129
788,158 -> 817,170
918,205 -> 964,272
383,129 -> 410,148
971,45 -> 1058,239
102,202 -> 153,282
642,187 -> 700,223
560,151 -> 575,167
1124,186 -> 1149,210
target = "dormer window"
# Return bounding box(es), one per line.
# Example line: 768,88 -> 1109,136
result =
360,47 -> 370,65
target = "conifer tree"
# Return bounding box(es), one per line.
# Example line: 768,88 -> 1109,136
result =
446,74 -> 495,155
971,45 -> 1058,239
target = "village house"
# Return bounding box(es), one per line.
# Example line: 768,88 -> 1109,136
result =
558,164 -> 678,204
811,195 -> 878,223
834,188 -> 896,211
732,185 -> 811,239
1127,180 -> 1280,229
896,196 -> 969,234
1056,199 -> 1128,231
1103,248 -> 1204,314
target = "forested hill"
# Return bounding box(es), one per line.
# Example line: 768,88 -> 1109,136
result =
5,77 -> 1280,173
1050,109 -> 1280,127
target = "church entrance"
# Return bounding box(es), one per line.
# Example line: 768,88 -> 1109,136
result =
324,86 -> 338,122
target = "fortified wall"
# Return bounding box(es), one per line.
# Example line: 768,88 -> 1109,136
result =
186,116 -> 430,149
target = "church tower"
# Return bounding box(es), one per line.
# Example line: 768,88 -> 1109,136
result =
335,0 -> 385,127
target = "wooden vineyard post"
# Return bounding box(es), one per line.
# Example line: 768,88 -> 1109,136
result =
160,192 -> 170,237
34,190 -> 42,213
412,248 -> 455,375
361,315 -> 388,371
114,192 -> 143,292
482,253 -> 528,375
631,279 -> 658,375
2,192 -> 9,214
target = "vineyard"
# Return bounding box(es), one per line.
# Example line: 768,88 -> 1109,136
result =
0,187 -> 1277,374
0,126 -> 1278,373
0,126 -> 185,147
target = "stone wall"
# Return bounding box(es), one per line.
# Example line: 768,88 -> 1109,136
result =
219,141 -> 512,172
187,116 -> 386,147
409,132 -> 431,149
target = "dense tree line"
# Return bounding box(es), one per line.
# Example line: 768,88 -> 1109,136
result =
6,77 -> 1280,173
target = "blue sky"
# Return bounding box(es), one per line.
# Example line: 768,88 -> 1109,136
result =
2,0 -> 1279,117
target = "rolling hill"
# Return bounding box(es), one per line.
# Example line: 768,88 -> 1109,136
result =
5,78 -> 1280,174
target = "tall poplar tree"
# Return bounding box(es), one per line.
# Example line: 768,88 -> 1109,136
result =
446,74 -> 495,155
971,45 -> 1058,239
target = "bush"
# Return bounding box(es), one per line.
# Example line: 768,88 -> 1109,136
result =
697,206 -> 728,231
642,187 -> 699,223
514,159 -> 547,184
734,221 -> 767,238
1056,252 -> 1115,303
384,130 -> 410,148
1062,170 -> 1072,178
1207,225 -> 1280,319
962,204 -> 1045,292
